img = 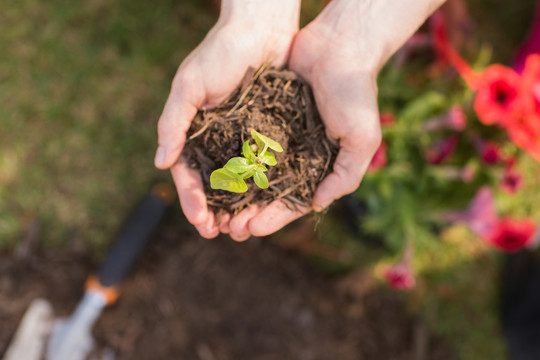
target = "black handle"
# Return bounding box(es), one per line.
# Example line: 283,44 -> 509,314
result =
97,184 -> 175,287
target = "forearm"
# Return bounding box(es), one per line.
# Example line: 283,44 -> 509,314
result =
314,0 -> 447,71
217,0 -> 301,32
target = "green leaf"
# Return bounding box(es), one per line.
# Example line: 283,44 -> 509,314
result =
253,169 -> 269,189
210,168 -> 248,193
224,157 -> 254,174
242,140 -> 256,161
240,168 -> 256,179
258,151 -> 277,166
251,130 -> 283,152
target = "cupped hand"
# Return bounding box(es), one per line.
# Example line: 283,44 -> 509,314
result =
228,9 -> 384,241
288,17 -> 383,212
155,2 -> 300,240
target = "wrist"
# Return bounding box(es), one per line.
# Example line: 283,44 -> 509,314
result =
217,0 -> 300,34
313,0 -> 446,71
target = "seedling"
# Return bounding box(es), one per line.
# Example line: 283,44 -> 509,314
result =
210,130 -> 283,193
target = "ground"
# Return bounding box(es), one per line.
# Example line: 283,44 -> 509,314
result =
0,216 -> 455,360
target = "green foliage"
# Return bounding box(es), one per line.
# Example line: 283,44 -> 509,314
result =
356,51 -> 515,253
210,130 -> 283,193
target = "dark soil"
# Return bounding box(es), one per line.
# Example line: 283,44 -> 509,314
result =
184,66 -> 337,214
0,217 -> 457,360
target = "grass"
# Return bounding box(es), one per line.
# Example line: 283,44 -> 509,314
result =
1,0 -> 216,249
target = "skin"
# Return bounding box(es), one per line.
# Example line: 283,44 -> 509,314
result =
155,0 -> 446,241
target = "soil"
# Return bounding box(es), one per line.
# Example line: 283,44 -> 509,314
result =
0,217 -> 457,360
184,66 -> 337,214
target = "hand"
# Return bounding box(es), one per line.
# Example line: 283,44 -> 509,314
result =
288,0 -> 446,211
154,0 -> 300,240
289,19 -> 382,212
230,9 -> 386,241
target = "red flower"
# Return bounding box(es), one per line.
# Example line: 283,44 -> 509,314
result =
380,112 -> 396,126
484,218 -> 536,252
507,122 -> 540,162
521,54 -> 540,113
473,65 -> 523,126
426,135 -> 459,164
431,11 -> 477,87
433,13 -> 540,163
368,141 -> 387,172
384,243 -> 415,291
515,55 -> 540,139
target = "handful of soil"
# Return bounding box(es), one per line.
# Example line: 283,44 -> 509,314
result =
184,66 -> 337,214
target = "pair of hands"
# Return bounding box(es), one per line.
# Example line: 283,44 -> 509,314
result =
154,1 -> 384,241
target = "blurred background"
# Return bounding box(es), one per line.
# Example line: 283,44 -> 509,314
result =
1,0 -> 540,359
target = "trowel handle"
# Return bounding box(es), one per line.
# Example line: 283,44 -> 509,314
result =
94,183 -> 175,295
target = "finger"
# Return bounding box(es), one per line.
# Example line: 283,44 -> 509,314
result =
217,211 -> 231,234
195,211 -> 220,239
313,133 -> 380,211
229,204 -> 261,242
155,71 -> 204,169
170,158 -> 210,227
230,231 -> 251,242
248,200 -> 309,237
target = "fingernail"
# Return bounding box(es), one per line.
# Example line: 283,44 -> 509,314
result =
154,146 -> 167,167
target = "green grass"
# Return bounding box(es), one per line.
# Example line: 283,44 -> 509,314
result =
0,0 -> 216,249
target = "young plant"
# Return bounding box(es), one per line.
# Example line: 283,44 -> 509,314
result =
210,130 -> 283,193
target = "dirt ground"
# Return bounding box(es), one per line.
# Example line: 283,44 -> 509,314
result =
0,216 -> 456,360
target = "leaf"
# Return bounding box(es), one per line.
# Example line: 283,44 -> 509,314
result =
224,157 -> 254,174
242,140 -> 256,161
258,151 -> 277,166
253,169 -> 269,189
251,130 -> 283,152
210,168 -> 248,193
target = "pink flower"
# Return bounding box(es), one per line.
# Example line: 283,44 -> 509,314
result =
445,186 -> 497,238
501,169 -> 523,194
461,164 -> 477,183
426,135 -> 459,164
368,141 -> 387,172
384,265 -> 415,291
424,105 -> 467,131
500,158 -> 523,194
484,218 -> 536,252
473,139 -> 504,164
384,243 -> 415,291
513,5 -> 540,74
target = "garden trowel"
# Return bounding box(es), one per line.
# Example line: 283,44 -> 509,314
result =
3,183 -> 175,360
